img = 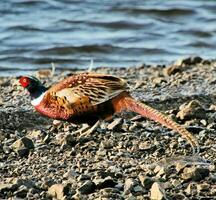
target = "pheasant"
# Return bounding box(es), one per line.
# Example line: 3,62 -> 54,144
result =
19,72 -> 199,154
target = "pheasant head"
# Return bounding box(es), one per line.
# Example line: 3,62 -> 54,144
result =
19,76 -> 47,106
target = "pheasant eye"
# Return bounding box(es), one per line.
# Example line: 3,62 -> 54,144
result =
19,77 -> 30,88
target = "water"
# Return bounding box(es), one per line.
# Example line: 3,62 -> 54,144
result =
0,0 -> 216,76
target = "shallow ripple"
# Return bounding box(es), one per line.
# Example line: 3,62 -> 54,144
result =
0,0 -> 215,75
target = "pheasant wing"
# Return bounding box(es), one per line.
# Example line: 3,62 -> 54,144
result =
46,73 -> 127,109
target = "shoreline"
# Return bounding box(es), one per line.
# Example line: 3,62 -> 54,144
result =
0,57 -> 216,199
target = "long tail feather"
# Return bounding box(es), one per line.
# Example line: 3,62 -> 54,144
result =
112,93 -> 199,154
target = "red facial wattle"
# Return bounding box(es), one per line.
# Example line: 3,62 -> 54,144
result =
19,77 -> 30,88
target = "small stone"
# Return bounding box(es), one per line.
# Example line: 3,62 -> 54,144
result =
77,174 -> 91,181
53,120 -> 62,126
11,137 -> 34,157
175,162 -> 187,173
48,184 -> 69,200
107,118 -> 123,130
0,98 -> 4,106
14,185 -> 28,198
210,174 -> 216,182
79,120 -> 100,137
150,182 -> 167,200
177,100 -> 206,120
0,183 -> 16,192
36,69 -> 52,78
170,179 -> 181,187
155,168 -> 167,178
138,141 -> 153,151
181,166 -> 209,181
78,180 -> 95,194
99,187 -> 121,199
133,185 -> 144,194
124,178 -> 136,195
200,119 -> 207,126
60,133 -> 77,147
139,175 -> 154,190
163,64 -> 182,76
63,170 -> 78,178
152,77 -> 165,86
197,183 -> 209,192
27,130 -> 44,142
96,148 -> 107,157
172,193 -> 186,199
100,140 -> 114,149
185,183 -> 197,196
209,104 -> 216,111
163,57 -> 202,76
93,177 -> 117,189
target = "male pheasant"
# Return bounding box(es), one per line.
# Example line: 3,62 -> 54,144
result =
19,72 -> 199,154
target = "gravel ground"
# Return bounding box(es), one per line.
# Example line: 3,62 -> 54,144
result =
0,57 -> 216,199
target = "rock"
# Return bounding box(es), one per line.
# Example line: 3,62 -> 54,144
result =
124,178 -> 136,195
163,64 -> 182,76
53,120 -> 62,126
139,175 -> 154,190
163,57 -> 202,76
197,183 -> 209,192
93,176 -> 117,189
181,166 -> 209,181
138,141 -> 153,151
100,140 -> 114,149
36,69 -> 53,78
175,162 -> 187,173
177,100 -> 206,120
0,98 -> 4,106
209,104 -> 216,111
78,180 -> 95,194
185,182 -> 197,196
171,193 -> 186,199
79,120 -> 100,137
0,183 -> 16,192
11,137 -> 34,157
179,56 -> 202,66
27,129 -> 44,142
200,119 -> 207,126
59,133 -> 77,147
107,118 -> 123,130
48,184 -> 70,200
14,185 -> 28,198
154,166 -> 166,178
99,187 -> 122,199
150,182 -> 167,200
77,174 -> 91,181
133,185 -> 144,194
151,77 -> 166,86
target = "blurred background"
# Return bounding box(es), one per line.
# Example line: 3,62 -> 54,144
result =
0,0 -> 215,76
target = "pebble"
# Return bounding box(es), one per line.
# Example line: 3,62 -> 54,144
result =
78,180 -> 95,194
197,183 -> 209,192
139,174 -> 154,190
185,182 -> 197,196
150,182 -> 167,200
48,183 -> 70,200
11,137 -> 34,157
124,178 -> 136,195
107,118 -> 123,130
177,100 -> 206,120
93,177 -> 117,189
181,166 -> 210,181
